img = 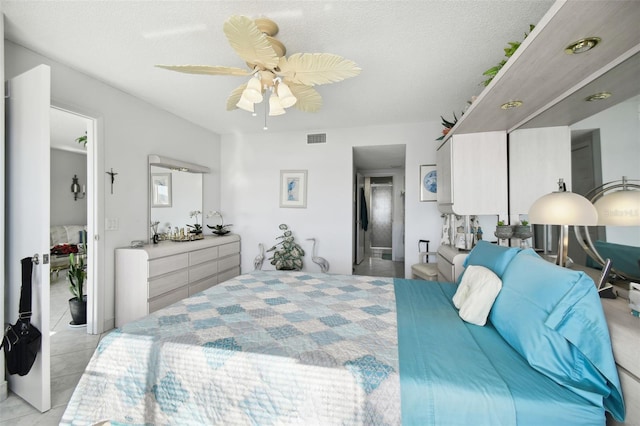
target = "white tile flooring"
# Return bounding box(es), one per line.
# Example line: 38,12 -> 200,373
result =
0,274 -> 106,426
353,254 -> 405,278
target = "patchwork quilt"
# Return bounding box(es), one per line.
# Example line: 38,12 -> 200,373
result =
61,271 -> 400,425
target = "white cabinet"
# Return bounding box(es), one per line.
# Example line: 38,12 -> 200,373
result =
115,235 -> 240,327
437,131 -> 508,216
508,126 -> 571,224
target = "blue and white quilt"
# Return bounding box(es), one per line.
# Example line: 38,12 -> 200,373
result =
62,271 -> 401,425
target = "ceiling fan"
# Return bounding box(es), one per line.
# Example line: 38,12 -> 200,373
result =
157,15 -> 361,116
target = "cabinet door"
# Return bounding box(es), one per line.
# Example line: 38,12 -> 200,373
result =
436,139 -> 453,211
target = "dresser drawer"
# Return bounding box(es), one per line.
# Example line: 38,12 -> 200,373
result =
218,266 -> 240,284
148,287 -> 188,313
189,260 -> 218,283
148,270 -> 188,299
189,246 -> 219,266
219,241 -> 240,257
189,275 -> 218,296
218,253 -> 240,273
149,253 -> 188,278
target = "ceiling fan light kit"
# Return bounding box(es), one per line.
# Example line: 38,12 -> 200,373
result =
157,15 -> 360,125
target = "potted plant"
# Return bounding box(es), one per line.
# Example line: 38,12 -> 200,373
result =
514,220 -> 533,244
206,210 -> 233,235
187,210 -> 203,235
68,252 -> 86,326
494,220 -> 514,240
267,224 -> 305,270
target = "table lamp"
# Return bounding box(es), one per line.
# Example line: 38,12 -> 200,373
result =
529,178 -> 598,267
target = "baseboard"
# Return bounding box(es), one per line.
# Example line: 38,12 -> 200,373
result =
103,317 -> 115,333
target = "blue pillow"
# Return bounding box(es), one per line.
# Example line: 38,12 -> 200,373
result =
490,249 -> 624,421
462,240 -> 521,278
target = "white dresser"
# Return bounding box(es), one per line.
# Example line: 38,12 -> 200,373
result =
115,234 -> 240,327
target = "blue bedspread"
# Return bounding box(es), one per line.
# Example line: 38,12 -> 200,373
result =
395,279 -> 604,426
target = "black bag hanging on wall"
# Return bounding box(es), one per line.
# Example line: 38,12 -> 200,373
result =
2,257 -> 42,376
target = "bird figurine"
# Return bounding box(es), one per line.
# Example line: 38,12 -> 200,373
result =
306,238 -> 330,273
253,243 -> 265,271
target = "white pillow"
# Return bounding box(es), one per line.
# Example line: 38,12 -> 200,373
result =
452,265 -> 502,326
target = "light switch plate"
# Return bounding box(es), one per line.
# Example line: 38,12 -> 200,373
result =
106,218 -> 119,231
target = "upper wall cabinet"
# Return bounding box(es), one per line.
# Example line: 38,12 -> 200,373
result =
437,131 -> 508,216
448,0 -> 640,137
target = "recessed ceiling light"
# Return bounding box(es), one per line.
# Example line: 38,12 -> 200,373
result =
585,92 -> 612,102
500,100 -> 523,110
565,37 -> 601,54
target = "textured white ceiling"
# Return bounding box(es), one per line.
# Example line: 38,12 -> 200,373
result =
2,0 -> 554,136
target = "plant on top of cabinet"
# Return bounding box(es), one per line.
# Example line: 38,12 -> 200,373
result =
481,24 -> 535,87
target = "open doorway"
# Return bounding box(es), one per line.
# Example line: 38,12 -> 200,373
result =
49,106 -> 99,335
353,145 -> 406,278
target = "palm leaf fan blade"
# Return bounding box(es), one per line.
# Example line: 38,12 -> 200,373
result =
223,15 -> 279,70
155,65 -> 251,77
278,53 -> 361,86
226,84 -> 247,111
287,84 -> 322,112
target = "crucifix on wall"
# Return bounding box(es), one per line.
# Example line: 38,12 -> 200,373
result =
106,168 -> 118,194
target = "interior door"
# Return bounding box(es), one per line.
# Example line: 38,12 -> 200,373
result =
355,173 -> 365,264
6,64 -> 52,412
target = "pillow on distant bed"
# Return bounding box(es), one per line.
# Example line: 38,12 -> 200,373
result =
461,240 -> 521,280
452,265 -> 502,326
490,248 -> 625,421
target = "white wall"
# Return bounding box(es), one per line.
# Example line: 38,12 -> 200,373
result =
571,95 -> 640,246
221,122 -> 442,278
51,149 -> 87,226
5,40 -> 222,330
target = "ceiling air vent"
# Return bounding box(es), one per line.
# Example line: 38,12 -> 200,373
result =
307,133 -> 327,144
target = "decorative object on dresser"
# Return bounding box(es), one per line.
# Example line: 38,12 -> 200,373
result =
206,210 -> 233,235
419,164 -> 437,202
115,234 -> 241,327
267,224 -> 305,270
306,238 -> 330,273
529,178 -> 598,267
187,209 -> 203,235
279,170 -> 307,208
513,220 -> 533,248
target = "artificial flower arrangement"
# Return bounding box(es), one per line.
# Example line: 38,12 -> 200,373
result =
187,210 -> 203,234
206,210 -> 233,235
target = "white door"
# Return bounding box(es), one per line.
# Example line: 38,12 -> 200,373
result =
6,65 -> 52,412
355,173 -> 365,264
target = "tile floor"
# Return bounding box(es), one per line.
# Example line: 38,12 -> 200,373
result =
353,254 -> 405,278
0,274 -> 106,426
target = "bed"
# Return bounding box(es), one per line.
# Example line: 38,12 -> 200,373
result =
61,244 -> 625,425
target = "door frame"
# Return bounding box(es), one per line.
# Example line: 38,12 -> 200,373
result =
51,100 -> 105,334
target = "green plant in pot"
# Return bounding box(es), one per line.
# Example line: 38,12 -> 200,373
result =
68,252 -> 87,326
267,224 -> 305,270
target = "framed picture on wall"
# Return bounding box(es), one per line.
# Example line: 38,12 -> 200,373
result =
280,170 -> 307,208
151,173 -> 172,207
420,164 -> 437,202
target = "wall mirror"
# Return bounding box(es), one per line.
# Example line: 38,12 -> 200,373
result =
148,154 -> 210,240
